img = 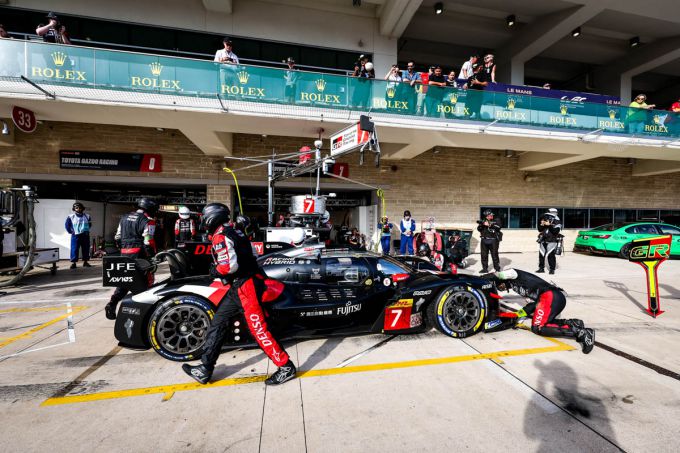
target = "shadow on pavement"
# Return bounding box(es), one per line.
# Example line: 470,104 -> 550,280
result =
526,359 -> 619,451
603,280 -> 648,314
659,283 -> 680,300
299,338 -> 342,370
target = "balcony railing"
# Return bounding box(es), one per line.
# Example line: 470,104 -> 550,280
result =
1,39 -> 679,139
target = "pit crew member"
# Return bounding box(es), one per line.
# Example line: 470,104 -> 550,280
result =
174,206 -> 196,245
182,203 -> 296,386
400,210 -> 416,255
537,208 -> 562,274
378,216 -> 394,255
417,243 -> 445,271
447,230 -> 468,268
484,268 -> 595,354
477,209 -> 502,272
105,198 -> 157,320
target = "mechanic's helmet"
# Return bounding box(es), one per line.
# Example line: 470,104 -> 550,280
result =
417,242 -> 431,257
137,197 -> 158,216
321,210 -> 330,224
451,229 -> 461,237
178,206 -> 191,219
201,203 -> 231,233
235,215 -> 252,235
291,227 -> 306,246
404,210 -> 411,218
483,209 -> 494,217
381,216 -> 388,223
72,202 -> 84,211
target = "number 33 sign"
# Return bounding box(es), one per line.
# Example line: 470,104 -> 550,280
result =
12,106 -> 37,133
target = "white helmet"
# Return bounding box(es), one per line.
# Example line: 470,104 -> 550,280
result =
179,206 -> 191,219
321,210 -> 330,224
291,227 -> 306,246
365,62 -> 374,71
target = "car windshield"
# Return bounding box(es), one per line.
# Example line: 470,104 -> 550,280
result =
376,257 -> 411,275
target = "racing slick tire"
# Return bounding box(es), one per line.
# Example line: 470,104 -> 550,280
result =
148,295 -> 215,362
427,285 -> 486,338
618,243 -> 633,259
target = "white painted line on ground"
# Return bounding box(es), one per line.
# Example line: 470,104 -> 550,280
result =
16,276 -> 102,288
0,341 -> 73,360
66,303 -> 76,343
0,297 -> 107,306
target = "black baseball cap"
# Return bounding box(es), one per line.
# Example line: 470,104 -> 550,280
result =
46,12 -> 58,19
223,37 -> 232,44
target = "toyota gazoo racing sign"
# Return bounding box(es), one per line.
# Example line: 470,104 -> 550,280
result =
330,122 -> 371,157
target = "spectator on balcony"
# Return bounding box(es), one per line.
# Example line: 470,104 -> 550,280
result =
351,55 -> 374,109
543,83 -> 552,89
627,94 -> 655,134
483,54 -> 496,83
57,25 -> 72,45
384,64 -> 402,103
37,12 -> 68,44
401,61 -> 422,114
446,70 -> 458,88
284,57 -> 299,103
464,63 -> 490,119
460,54 -> 478,80
669,96 -> 680,113
0,24 -> 11,39
424,66 -> 446,117
214,37 -> 239,65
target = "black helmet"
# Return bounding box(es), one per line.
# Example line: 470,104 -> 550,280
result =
72,202 -> 84,211
404,210 -> 411,217
417,242 -> 431,257
201,203 -> 231,233
483,209 -> 494,217
235,215 -> 252,236
137,197 -> 158,216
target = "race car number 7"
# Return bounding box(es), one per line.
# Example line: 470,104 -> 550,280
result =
303,198 -> 315,213
389,309 -> 402,328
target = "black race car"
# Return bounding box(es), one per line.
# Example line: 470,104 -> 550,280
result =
107,250 -> 509,362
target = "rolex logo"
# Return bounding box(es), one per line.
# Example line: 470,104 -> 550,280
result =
149,62 -> 163,76
653,114 -> 661,125
450,93 -> 458,104
315,79 -> 327,92
608,109 -> 617,119
507,98 -> 516,110
386,86 -> 396,98
237,71 -> 250,84
560,104 -> 568,115
51,52 -> 67,67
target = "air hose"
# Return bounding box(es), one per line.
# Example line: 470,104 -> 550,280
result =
223,167 -> 244,215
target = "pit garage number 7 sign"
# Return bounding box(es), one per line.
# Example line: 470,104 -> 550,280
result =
303,198 -> 315,214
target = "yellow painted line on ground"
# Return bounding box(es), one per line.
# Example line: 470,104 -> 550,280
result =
41,336 -> 575,407
0,306 -> 87,349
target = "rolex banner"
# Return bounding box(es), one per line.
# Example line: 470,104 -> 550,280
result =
60,151 -> 162,172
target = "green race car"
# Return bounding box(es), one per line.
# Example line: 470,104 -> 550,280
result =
574,222 -> 680,258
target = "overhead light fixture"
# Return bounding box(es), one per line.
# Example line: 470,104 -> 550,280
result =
506,15 -> 516,27
630,36 -> 640,47
504,149 -> 514,158
434,2 -> 443,14
1,121 -> 9,136
572,27 -> 581,37
156,127 -> 165,132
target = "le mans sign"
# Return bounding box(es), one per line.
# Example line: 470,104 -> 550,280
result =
60,151 -> 162,172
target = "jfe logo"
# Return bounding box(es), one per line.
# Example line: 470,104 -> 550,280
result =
106,262 -> 136,271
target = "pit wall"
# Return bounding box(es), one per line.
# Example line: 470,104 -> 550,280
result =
3,122 -> 680,253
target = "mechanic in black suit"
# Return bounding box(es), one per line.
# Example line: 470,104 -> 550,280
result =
477,210 -> 502,273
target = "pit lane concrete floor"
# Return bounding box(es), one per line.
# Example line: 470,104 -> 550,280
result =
0,253 -> 679,453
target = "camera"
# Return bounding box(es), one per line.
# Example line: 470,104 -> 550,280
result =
476,220 -> 484,224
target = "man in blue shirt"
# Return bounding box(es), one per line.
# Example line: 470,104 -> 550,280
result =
65,202 -> 92,269
400,210 -> 416,255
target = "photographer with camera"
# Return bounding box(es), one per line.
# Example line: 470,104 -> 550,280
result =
447,230 -> 468,268
214,37 -> 239,65
477,209 -> 502,273
537,208 -> 563,275
36,12 -> 70,44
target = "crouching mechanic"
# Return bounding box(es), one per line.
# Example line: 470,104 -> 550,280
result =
483,268 -> 595,354
182,203 -> 296,386
417,243 -> 445,271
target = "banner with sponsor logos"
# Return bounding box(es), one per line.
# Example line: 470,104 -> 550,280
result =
6,40 -> 680,139
60,151 -> 162,172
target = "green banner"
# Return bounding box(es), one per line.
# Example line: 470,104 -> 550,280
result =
3,40 -> 680,138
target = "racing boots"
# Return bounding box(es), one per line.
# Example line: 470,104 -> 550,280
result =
265,360 -> 297,386
104,302 -> 117,320
182,364 -> 213,385
576,327 -> 595,354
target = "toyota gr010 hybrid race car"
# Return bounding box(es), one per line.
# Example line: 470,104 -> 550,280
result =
105,250 -> 507,362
